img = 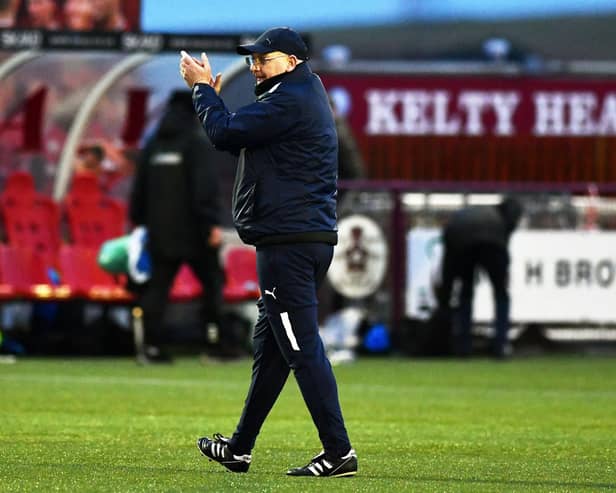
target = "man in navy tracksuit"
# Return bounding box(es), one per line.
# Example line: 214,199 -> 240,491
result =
180,27 -> 357,477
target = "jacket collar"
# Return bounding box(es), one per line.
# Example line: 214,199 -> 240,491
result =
254,62 -> 311,98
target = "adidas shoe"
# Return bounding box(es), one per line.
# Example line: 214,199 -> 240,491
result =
196,433 -> 252,473
286,448 -> 357,477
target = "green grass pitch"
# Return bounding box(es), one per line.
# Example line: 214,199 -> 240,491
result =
1,356 -> 615,492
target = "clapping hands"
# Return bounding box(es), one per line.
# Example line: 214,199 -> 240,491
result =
179,51 -> 222,93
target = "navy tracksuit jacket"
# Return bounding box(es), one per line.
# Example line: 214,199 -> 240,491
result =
192,62 -> 352,458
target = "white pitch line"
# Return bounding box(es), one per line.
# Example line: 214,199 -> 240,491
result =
0,374 -> 245,389
1,374 -> 614,399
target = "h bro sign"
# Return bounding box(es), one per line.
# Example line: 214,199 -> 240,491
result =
406,229 -> 616,324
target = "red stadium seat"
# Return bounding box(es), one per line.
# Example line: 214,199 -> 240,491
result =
0,192 -> 61,258
57,245 -> 133,302
55,173 -> 131,302
68,172 -> 102,201
0,245 -> 21,300
0,172 -> 68,301
0,245 -> 70,300
170,264 -> 203,302
64,198 -> 126,249
167,247 -> 260,304
64,176 -> 127,249
223,246 -> 260,303
0,277 -> 17,300
1,171 -> 37,204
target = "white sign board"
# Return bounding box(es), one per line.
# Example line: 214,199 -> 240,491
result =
405,228 -> 443,320
406,229 -> 616,323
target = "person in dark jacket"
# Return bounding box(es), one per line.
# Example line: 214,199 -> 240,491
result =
129,91 -> 224,364
329,95 -> 365,181
438,196 -> 524,358
180,27 -> 356,478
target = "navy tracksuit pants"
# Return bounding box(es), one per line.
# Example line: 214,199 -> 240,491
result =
228,242 -> 352,458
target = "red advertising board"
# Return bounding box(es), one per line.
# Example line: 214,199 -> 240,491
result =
321,73 -> 616,184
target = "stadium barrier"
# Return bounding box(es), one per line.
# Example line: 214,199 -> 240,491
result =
333,179 -> 616,349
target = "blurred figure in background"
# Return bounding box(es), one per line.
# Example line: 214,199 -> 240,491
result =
95,139 -> 135,193
63,0 -> 94,31
72,140 -> 132,192
0,0 -> 19,27
73,143 -> 104,177
438,196 -> 523,358
91,0 -> 126,31
129,91 -> 225,364
21,0 -> 60,29
106,145 -> 137,199
330,95 -> 365,181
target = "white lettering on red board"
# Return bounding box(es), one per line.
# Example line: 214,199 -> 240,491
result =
533,92 -> 616,136
364,89 -> 616,137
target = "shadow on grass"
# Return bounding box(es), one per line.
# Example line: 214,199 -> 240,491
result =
5,462 -> 200,474
410,475 -> 616,490
7,463 -> 616,490
6,461 -> 286,477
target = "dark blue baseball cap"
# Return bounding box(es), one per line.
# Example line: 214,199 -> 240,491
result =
237,27 -> 308,60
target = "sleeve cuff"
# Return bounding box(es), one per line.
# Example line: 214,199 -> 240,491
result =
192,82 -> 216,95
